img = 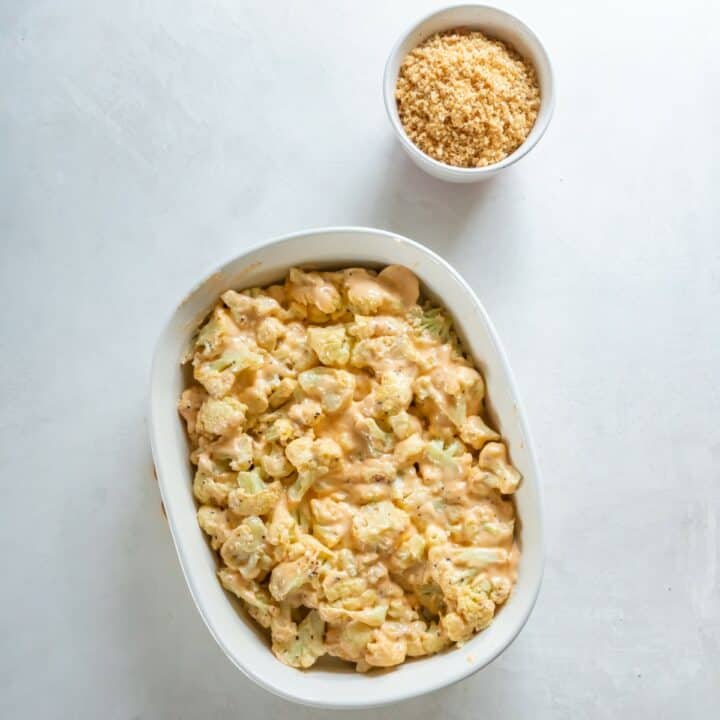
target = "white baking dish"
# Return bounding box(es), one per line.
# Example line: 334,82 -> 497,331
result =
149,227 -> 544,709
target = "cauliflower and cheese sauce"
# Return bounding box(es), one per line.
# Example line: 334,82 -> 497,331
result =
179,266 -> 521,671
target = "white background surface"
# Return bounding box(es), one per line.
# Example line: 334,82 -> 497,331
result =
1,0 -> 718,717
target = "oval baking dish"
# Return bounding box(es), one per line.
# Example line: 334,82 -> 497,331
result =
149,227 -> 544,708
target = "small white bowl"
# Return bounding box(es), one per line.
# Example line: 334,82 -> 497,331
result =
149,227 -> 544,708
383,4 -> 555,182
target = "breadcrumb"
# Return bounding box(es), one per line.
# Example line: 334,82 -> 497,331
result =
395,29 -> 540,168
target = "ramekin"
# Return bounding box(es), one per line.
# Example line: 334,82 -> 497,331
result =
383,5 -> 555,182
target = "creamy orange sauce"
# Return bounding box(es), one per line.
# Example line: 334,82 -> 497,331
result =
179,266 -> 521,672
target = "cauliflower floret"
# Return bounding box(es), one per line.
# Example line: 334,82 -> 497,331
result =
272,609 -> 326,669
344,269 -> 390,315
412,375 -> 446,422
310,497 -> 352,548
364,624 -> 408,667
192,306 -> 239,359
389,410 -> 423,439
474,442 -> 522,494
420,438 -> 468,483
325,621 -> 374,663
287,398 -> 324,428
385,593 -> 419,622
193,468 -> 232,506
391,468 -> 434,521
394,433 -> 425,467
355,417 -> 395,455
256,316 -> 286,351
287,472 -> 318,506
193,343 -> 264,398
286,268 -> 342,315
274,322 -> 317,372
440,612 -> 466,642
409,305 -> 454,344
307,325 -> 351,366
192,455 -> 237,506
442,476 -> 472,506
197,506 -> 235,549
267,496 -> 297,547
440,607 -> 484,643
447,546 -> 510,568
268,377 -> 297,409
422,623 -> 449,655
262,415 -> 301,445
236,386 -> 269,417
195,397 -> 247,437
480,518 -> 515,543
488,575 -> 512,605
269,602 -> 296,646
406,621 -> 448,657
209,431 -> 253,471
456,503 -> 515,545
298,368 -> 356,413
414,365 -> 484,430
322,575 -> 368,603
428,542 -> 509,584
347,314 -> 407,339
351,501 -> 410,553
285,436 -> 342,473
290,528 -> 338,563
221,289 -> 286,327
389,531 -> 426,572
178,386 -> 208,439
427,543 -> 507,640
235,365 -> 294,417
446,365 -> 485,411
350,335 -> 416,375
259,442 -> 294,478
318,604 -> 388,628
218,568 -> 278,628
350,336 -> 392,370
284,436 -> 342,503
221,516 -> 273,580
454,588 -> 496,634
227,468 -> 282,516
344,266 -> 419,316
375,371 -> 414,415
320,480 -> 389,507
264,284 -> 287,304
269,556 -> 318,601
460,415 -> 500,450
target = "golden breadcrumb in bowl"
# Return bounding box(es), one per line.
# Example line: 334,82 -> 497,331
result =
383,5 -> 555,182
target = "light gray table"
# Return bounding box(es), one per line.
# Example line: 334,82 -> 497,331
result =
2,1 -> 718,718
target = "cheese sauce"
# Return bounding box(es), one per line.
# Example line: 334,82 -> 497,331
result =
179,266 -> 521,671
